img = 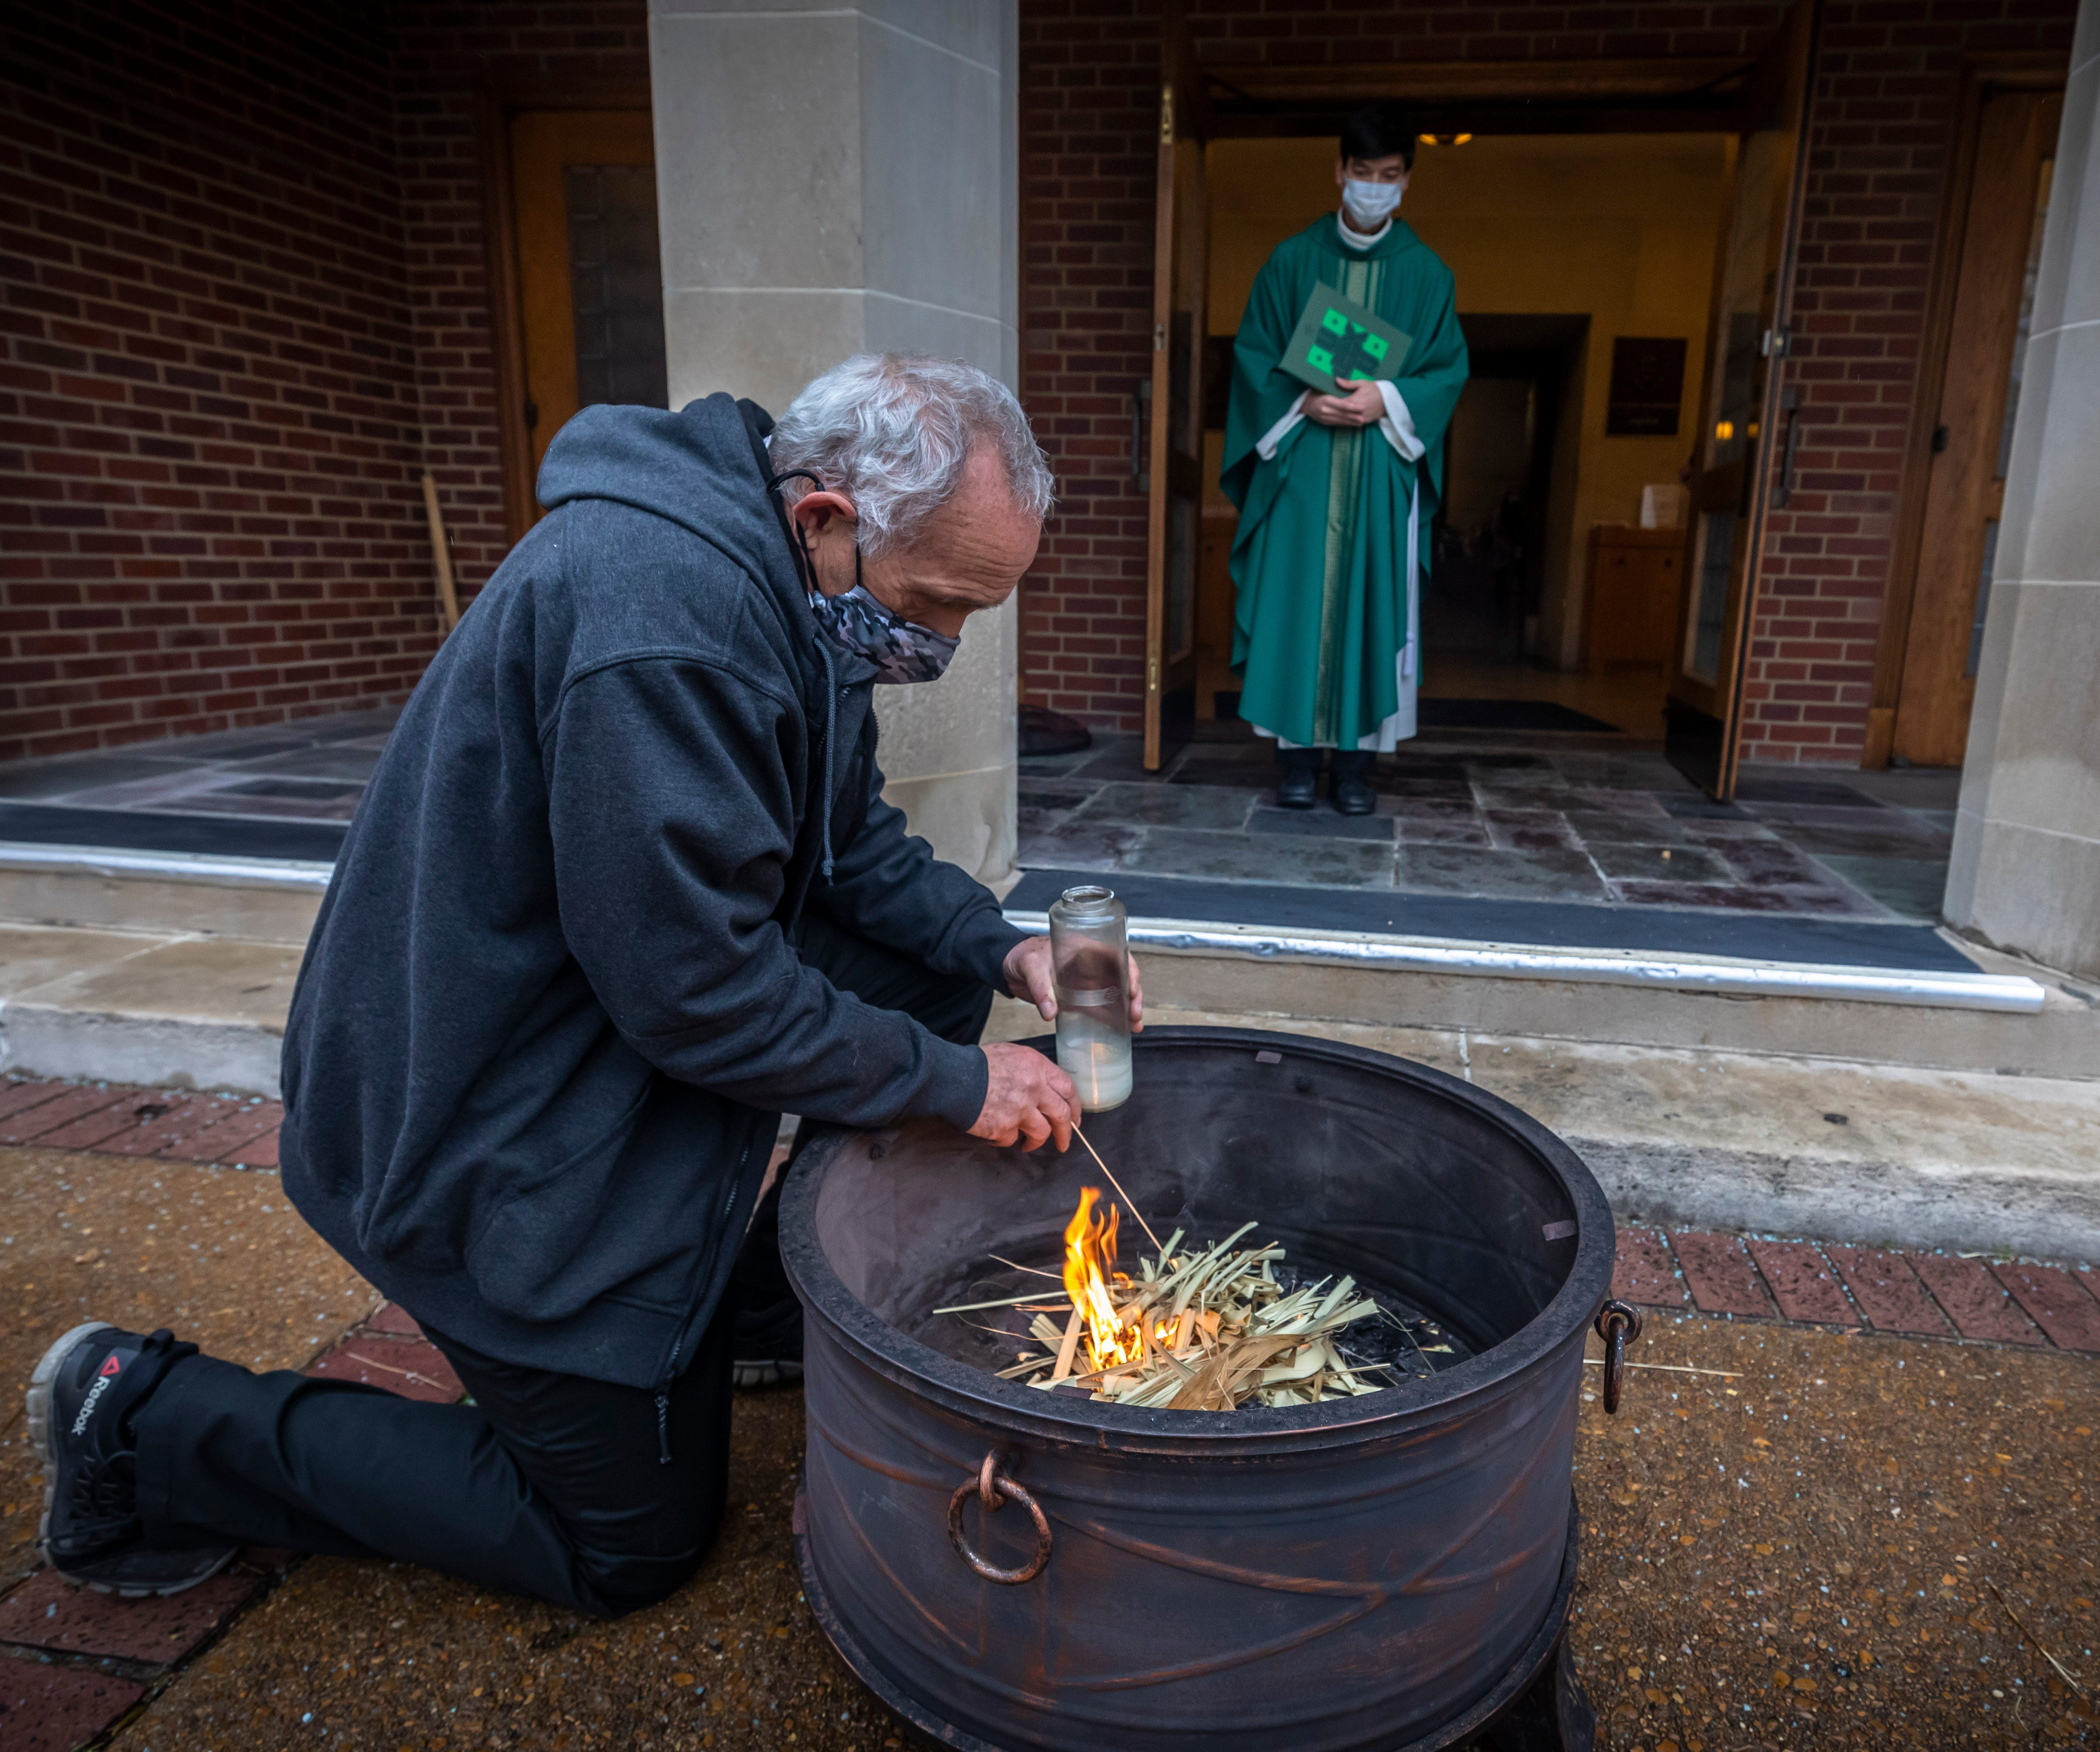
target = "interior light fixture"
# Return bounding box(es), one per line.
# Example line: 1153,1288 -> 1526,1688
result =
1418,133 -> 1475,146
1714,420 -> 1735,441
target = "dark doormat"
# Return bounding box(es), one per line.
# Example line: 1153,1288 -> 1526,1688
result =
1418,698 -> 1623,733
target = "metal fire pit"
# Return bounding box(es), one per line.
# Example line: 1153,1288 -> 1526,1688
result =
780,1026 -> 1620,1752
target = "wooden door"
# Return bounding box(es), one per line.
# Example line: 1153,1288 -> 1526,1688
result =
1141,23 -> 1210,770
1663,0 -> 1820,798
1887,90 -> 2062,767
509,110 -> 665,494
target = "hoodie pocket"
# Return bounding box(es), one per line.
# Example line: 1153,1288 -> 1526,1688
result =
460,1082 -> 733,1325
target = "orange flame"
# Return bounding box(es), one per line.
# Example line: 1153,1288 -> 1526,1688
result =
1063,1187 -> 1138,1371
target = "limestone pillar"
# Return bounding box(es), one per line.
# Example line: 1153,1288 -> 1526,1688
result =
1945,0 -> 2100,979
646,0 -> 1022,890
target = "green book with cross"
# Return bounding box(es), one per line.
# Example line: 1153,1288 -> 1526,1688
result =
1279,282 -> 1414,394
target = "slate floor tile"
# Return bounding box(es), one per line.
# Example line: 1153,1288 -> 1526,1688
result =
1732,777 -> 1880,807
1379,794 -> 1482,822
1584,842 -> 1732,884
1246,807 -> 1396,843
1016,822 -> 1141,871
1607,880 -> 1869,915
1809,855 -> 1949,921
1125,827 -> 1395,888
1481,807 -> 1578,851
1771,821 -> 1953,860
1393,818 -> 1492,847
1561,808 -> 1695,846
1656,792 -> 1752,820
1394,843 -> 1607,902
1070,781 -> 1258,831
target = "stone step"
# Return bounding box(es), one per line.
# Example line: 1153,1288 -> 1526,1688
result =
988,999 -> 2100,1262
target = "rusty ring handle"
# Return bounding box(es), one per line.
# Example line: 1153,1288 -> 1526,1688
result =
1593,1299 -> 1643,1415
946,1451 -> 1053,1585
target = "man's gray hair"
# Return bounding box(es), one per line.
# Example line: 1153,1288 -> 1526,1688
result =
768,354 -> 1054,558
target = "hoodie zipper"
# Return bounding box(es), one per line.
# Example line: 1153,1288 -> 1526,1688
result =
655,1128 -> 757,1465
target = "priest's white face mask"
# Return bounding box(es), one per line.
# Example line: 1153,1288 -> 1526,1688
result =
1341,178 -> 1404,227
1335,151 -> 1410,230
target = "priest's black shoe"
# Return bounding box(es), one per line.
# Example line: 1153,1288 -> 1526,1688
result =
1275,751 -> 1320,810
29,1322 -> 236,1596
1331,753 -> 1377,816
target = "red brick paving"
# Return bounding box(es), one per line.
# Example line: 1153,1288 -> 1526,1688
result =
1610,1226 -> 1688,1307
360,1302 -> 425,1338
0,1083 -> 144,1147
0,1079 -> 71,1124
1906,1254 -> 2046,1346
0,1660 -> 147,1750
177,1099 -> 284,1166
95,1093 -> 247,1159
1824,1245 -> 1952,1337
1991,1263 -> 2100,1354
306,1336 -> 463,1404
1671,1231 -> 1774,1318
0,1567 -> 262,1663
1746,1239 -> 1857,1326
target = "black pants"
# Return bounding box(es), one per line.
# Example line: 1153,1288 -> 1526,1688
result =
134,917 -> 995,1616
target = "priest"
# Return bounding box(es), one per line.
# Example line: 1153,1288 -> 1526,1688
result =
1221,104 -> 1470,814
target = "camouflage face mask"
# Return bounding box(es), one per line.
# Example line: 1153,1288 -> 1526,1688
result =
802,541 -> 960,686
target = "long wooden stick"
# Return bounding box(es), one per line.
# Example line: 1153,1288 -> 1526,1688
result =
1072,1121 -> 1163,1253
420,470 -> 462,633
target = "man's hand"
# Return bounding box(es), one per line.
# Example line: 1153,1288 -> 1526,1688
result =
1001,935 -> 1145,1032
972,1042 -> 1077,1152
1303,377 -> 1384,429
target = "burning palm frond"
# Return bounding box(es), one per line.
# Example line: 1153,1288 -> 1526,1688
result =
952,1188 -> 1395,1412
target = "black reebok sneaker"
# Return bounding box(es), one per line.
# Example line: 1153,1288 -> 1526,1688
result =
27,1322 -> 236,1596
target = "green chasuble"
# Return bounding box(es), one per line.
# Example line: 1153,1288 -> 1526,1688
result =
1222,215 -> 1469,749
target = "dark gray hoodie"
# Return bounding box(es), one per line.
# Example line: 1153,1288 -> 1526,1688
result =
278,394 -> 1023,1391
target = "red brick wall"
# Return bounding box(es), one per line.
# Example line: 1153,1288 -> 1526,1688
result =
389,3 -> 650,643
0,1 -> 648,765
1738,0 -> 2072,761
1016,0 -> 2077,759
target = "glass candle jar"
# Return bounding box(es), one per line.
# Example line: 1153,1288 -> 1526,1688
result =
1048,884 -> 1132,1111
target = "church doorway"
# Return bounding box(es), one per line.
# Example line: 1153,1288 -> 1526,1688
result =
1196,131 -> 1735,747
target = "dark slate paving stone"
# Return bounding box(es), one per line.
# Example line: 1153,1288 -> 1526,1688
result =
1607,879 -> 1874,915
1731,775 -> 1880,807
1707,836 -> 1855,888
1810,854 -> 1949,920
1565,786 -> 1672,817
0,802 -> 350,859
0,751 -> 207,798
1016,821 -> 1140,871
1070,781 -> 1258,831
226,747 -> 386,781
173,791 -> 364,823
1584,842 -> 1733,884
1456,752 -> 1550,771
1394,819 -> 1493,846
1561,808 -> 1695,847
1124,826 -> 1395,888
1380,794 -> 1482,821
1067,751 -> 1162,782
1017,777 -> 1103,809
1170,756 -> 1285,787
1247,807 -> 1397,843
1766,820 -> 1952,860
1656,791 -> 1751,819
1394,843 -> 1608,903
1481,807 -> 1579,852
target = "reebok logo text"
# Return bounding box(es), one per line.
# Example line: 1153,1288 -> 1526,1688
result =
71,1373 -> 113,1437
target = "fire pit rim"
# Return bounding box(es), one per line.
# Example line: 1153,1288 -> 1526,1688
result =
780,1025 -> 1614,1454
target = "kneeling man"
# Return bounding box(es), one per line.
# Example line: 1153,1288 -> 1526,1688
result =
27,354 -> 1135,1615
